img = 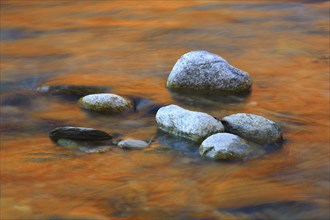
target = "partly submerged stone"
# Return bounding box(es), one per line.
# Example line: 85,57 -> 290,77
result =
79,93 -> 133,113
49,126 -> 112,142
222,113 -> 283,144
155,104 -> 224,142
155,130 -> 200,157
118,140 -> 149,149
1,93 -> 32,107
128,96 -> 164,115
199,133 -> 250,160
57,138 -> 111,153
38,84 -> 110,98
166,50 -> 252,93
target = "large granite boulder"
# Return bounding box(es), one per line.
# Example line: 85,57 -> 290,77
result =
166,50 -> 252,93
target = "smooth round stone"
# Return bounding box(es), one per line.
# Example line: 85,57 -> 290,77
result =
199,133 -> 250,160
222,113 -> 283,144
79,93 -> 133,113
167,50 -> 252,93
155,104 -> 224,142
118,140 -> 149,149
49,126 -> 112,141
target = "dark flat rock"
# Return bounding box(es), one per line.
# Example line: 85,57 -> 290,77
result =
49,126 -> 112,141
38,84 -> 110,98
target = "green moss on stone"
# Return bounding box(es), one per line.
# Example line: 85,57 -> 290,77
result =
79,98 -> 133,113
214,151 -> 244,160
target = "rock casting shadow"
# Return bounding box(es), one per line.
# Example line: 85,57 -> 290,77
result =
156,130 -> 200,157
168,88 -> 251,109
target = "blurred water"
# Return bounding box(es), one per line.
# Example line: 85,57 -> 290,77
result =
1,1 -> 329,219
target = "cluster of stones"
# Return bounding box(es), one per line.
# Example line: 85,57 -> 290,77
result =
42,50 -> 283,160
49,126 -> 150,153
156,105 -> 282,160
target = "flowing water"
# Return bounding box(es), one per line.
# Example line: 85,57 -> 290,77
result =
1,1 -> 329,219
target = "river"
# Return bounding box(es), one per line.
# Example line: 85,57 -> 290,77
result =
1,1 -> 329,219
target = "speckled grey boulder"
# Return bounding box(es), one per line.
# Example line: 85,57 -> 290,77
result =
199,133 -> 250,160
167,50 -> 252,92
156,104 -> 224,142
118,140 -> 149,149
79,93 -> 133,113
222,113 -> 283,144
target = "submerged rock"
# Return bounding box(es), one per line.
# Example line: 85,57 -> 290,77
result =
49,126 -> 112,141
1,93 -> 32,107
222,113 -> 283,144
199,133 -> 250,160
155,130 -> 200,157
79,93 -> 133,113
38,84 -> 110,98
128,96 -> 164,115
167,50 -> 252,93
57,138 -> 112,153
118,140 -> 149,149
156,104 -> 224,142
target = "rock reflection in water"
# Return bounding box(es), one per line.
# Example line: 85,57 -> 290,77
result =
1,0 -> 329,219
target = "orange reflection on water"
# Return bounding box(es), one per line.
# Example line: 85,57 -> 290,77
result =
1,0 -> 329,219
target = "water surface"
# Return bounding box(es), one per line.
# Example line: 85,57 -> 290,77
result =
1,1 -> 329,219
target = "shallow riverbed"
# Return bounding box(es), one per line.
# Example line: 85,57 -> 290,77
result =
1,1 -> 329,219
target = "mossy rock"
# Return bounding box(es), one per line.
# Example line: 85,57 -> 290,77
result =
56,138 -> 112,153
79,93 -> 133,113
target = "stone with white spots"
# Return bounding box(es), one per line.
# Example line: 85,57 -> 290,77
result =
167,50 -> 252,93
79,93 -> 133,113
156,104 -> 224,142
222,113 -> 283,144
199,133 -> 250,160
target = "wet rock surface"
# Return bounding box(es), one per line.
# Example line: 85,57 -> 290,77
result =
199,133 -> 250,160
156,104 -> 224,142
57,138 -> 112,153
129,96 -> 164,115
38,84 -> 110,98
155,130 -> 200,157
79,93 -> 133,113
49,126 -> 112,141
167,50 -> 252,93
222,113 -> 283,144
118,140 -> 149,149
